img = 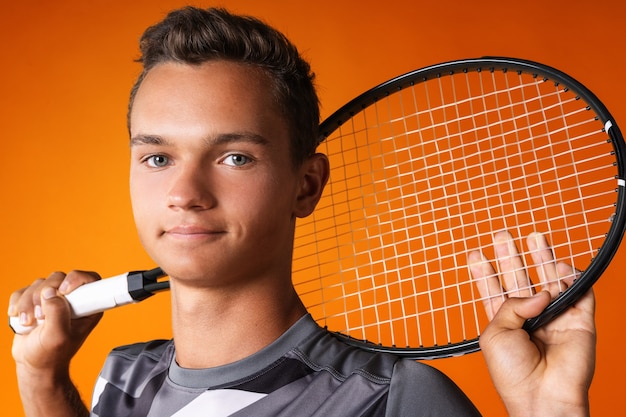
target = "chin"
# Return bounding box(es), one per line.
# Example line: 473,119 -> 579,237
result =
156,258 -> 209,281
141,240 -> 206,279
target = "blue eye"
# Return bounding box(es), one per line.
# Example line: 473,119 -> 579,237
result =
223,154 -> 251,167
146,155 -> 170,168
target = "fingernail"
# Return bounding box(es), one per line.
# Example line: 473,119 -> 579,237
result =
42,287 -> 57,300
58,281 -> 69,294
19,312 -> 29,325
7,303 -> 17,316
34,305 -> 44,320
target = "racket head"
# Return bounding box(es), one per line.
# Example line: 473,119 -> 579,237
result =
293,57 -> 626,359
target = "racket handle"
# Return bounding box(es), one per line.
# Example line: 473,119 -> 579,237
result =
9,268 -> 167,335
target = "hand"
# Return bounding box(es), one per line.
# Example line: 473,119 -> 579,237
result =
469,231 -> 595,417
9,271 -> 102,416
9,270 -> 103,373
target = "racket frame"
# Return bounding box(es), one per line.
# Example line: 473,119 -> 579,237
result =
314,57 -> 626,359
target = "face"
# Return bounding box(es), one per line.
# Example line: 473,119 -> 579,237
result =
129,61 -> 321,286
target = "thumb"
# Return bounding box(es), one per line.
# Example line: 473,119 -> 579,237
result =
488,291 -> 551,332
39,286 -> 72,336
479,293 -> 553,375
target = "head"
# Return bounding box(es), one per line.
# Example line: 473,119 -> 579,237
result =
128,6 -> 320,167
127,8 -> 329,283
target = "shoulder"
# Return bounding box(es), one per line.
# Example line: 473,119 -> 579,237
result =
387,359 -> 482,416
109,338 -> 172,359
91,340 -> 174,415
295,322 -> 398,383
99,339 -> 173,384
295,325 -> 481,416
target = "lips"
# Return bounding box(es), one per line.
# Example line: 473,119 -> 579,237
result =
163,225 -> 225,239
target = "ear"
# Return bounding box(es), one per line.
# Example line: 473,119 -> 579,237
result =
294,153 -> 329,218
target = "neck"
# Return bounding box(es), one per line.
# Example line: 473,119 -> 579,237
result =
169,276 -> 307,369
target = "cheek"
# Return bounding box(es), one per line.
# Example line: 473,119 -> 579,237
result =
247,175 -> 298,229
129,174 -> 159,232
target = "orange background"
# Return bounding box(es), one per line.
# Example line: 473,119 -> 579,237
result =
1,0 -> 625,415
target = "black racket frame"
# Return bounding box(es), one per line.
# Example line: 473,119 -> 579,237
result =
317,57 -> 626,359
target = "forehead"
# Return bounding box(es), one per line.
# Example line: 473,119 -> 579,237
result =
129,61 -> 287,142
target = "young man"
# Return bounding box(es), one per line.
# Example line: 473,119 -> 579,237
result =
10,7 -> 595,417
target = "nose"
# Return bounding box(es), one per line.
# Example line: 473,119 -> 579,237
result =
167,163 -> 216,211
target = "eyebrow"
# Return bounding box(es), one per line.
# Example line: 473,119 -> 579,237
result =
130,134 -> 166,147
129,132 -> 271,148
211,132 -> 270,147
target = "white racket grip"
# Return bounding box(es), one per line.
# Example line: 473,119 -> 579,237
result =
65,273 -> 134,317
9,273 -> 133,335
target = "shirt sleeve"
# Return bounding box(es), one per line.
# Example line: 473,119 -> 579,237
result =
386,359 -> 482,417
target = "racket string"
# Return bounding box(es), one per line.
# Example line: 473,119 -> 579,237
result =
293,65 -> 620,351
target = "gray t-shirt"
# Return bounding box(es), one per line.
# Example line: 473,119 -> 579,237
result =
91,315 -> 481,416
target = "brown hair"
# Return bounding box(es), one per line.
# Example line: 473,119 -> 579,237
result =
128,6 -> 320,165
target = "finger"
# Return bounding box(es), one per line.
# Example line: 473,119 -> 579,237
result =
17,279 -> 45,326
8,287 -> 27,317
12,275 -> 62,327
31,284 -> 102,355
58,270 -> 102,295
38,285 -> 72,336
478,291 -> 552,380
9,270 -> 99,332
34,270 -> 101,331
8,285 -> 34,333
468,251 -> 503,319
481,291 -> 552,342
493,231 -> 533,297
526,232 -> 565,297
556,262 -> 581,286
38,273 -> 103,344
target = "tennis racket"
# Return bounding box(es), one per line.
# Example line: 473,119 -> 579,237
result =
9,268 -> 168,334
292,56 -> 626,359
11,57 -> 626,362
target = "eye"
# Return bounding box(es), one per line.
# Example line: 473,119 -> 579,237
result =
145,155 -> 170,168
222,154 -> 252,167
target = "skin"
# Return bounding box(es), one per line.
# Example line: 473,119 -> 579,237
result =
8,60 -> 595,416
10,271 -> 100,417
469,231 -> 595,417
127,60 -> 329,367
9,60 -> 329,415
